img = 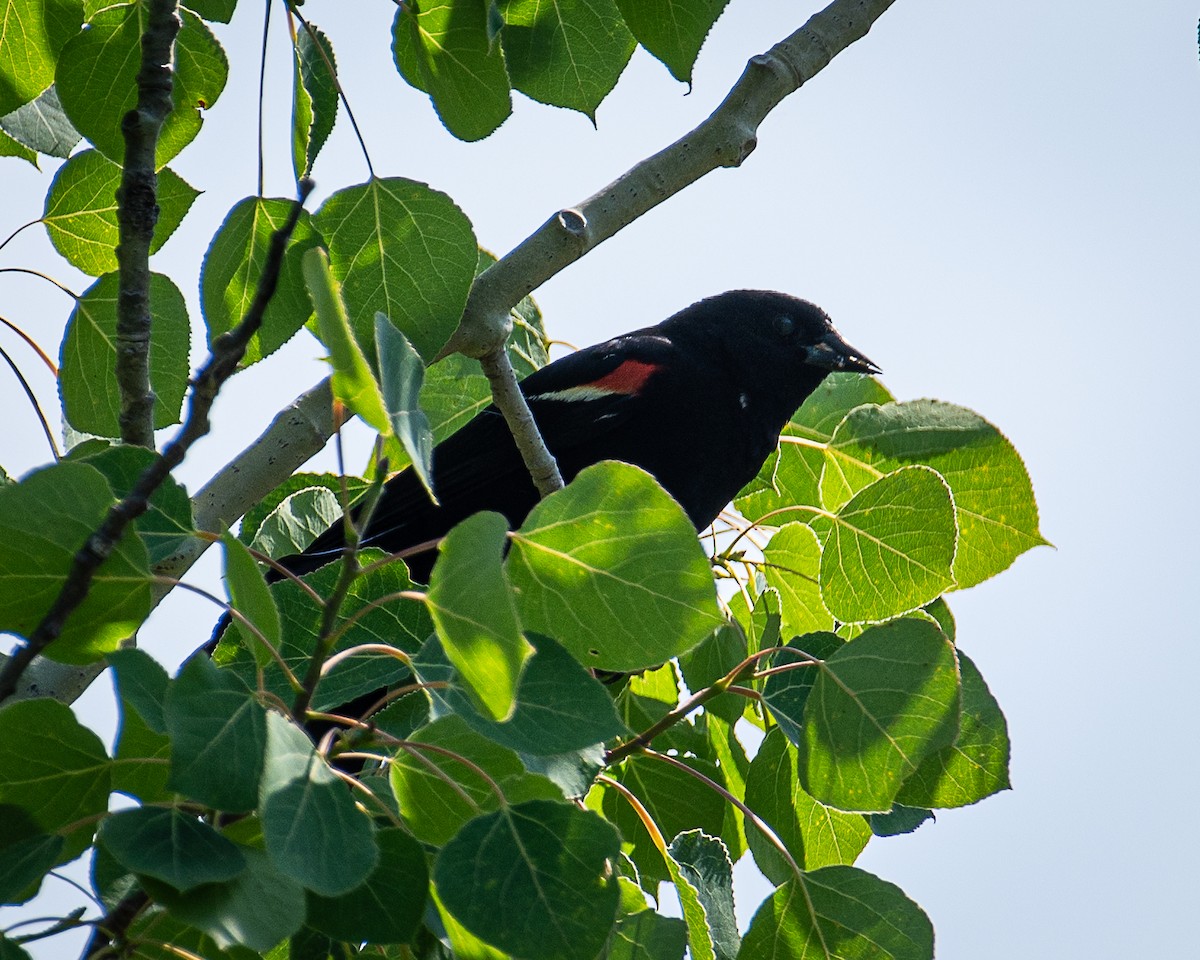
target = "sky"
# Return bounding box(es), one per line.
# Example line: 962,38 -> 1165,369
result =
2,0 -> 1198,956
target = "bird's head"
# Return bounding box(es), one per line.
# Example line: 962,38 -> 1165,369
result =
661,289 -> 879,408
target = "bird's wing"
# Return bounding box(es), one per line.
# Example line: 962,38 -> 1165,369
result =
287,329 -> 679,579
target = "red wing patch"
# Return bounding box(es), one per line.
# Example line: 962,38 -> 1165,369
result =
534,359 -> 662,402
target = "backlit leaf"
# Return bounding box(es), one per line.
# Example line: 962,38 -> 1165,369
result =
315,177 -> 476,362
60,271 -> 190,435
392,0 -> 511,141
820,466 -> 956,623
797,618 -> 960,813
740,867 -> 932,960
0,462 -> 150,663
508,462 -> 723,672
43,150 -> 197,275
822,400 -> 1047,588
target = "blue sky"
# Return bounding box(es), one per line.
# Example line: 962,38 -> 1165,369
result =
2,1 -> 1197,956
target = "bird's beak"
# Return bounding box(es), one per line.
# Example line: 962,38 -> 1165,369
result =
807,330 -> 881,375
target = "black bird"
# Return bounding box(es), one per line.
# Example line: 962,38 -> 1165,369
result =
281,289 -> 879,584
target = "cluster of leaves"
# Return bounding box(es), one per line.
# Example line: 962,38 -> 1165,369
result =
0,2 -> 1044,960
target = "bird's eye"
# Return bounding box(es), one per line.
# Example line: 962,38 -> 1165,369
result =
773,315 -> 795,338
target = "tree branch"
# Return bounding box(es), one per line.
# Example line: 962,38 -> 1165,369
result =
115,0 -> 181,448
1,0 -> 897,706
443,0 -> 898,495
0,183 -> 314,704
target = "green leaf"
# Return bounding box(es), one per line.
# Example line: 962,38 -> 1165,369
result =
427,511 -> 530,722
521,745 -> 606,800
315,177 -> 477,362
221,528 -> 281,669
677,623 -> 747,725
164,655 -> 266,812
497,0 -> 635,119
822,400 -> 1048,588
0,0 -> 81,116
187,0 -> 237,22
217,550 -> 429,713
614,0 -> 729,84
200,196 -> 322,366
99,807 -> 246,891
238,472 -> 365,549
508,462 -> 723,672
923,596 -> 955,643
291,21 -> 337,179
142,848 -> 305,953
415,632 -> 627,757
659,849 -> 713,960
60,271 -> 191,435
0,84 -> 81,157
869,804 -> 933,837
435,800 -> 621,960
728,583 -> 782,663
43,150 -> 198,275
0,125 -> 36,165
704,714 -> 749,862
0,806 -> 64,903
0,699 -> 111,862
606,886 -> 687,960
797,618 -> 961,813
107,647 -> 169,733
55,5 -> 229,166
389,715 -> 561,846
111,698 -> 171,803
431,882 -> 511,960
668,831 -> 739,960
759,633 -> 844,748
259,711 -> 378,896
306,827 -> 428,944
820,465 -> 957,623
744,728 -> 870,882
247,486 -> 341,560
602,755 -> 725,887
737,373 -> 893,521
0,936 -> 33,960
376,312 -> 436,500
303,246 -> 391,435
0,461 -> 150,663
373,249 -> 548,474
895,650 -> 1011,808
391,0 -> 512,141
740,867 -> 933,960
762,523 -> 832,638
74,442 -> 194,567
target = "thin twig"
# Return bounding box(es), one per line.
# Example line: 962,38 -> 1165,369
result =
0,339 -> 59,460
256,0 -> 270,196
442,0 -> 898,502
291,459 -> 389,720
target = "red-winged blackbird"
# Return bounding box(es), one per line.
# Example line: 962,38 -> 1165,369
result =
279,289 -> 878,584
